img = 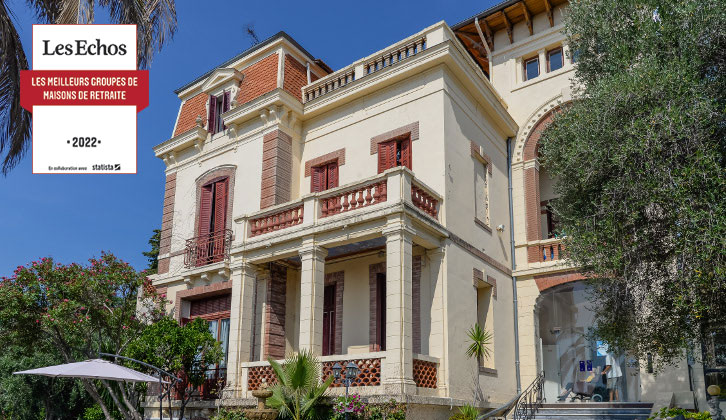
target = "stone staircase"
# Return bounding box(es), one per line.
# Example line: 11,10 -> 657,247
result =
531,403 -> 653,420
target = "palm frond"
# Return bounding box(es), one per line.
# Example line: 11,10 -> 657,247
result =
0,0 -> 32,175
465,323 -> 493,363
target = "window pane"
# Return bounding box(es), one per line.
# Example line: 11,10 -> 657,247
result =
208,319 -> 218,341
549,49 -> 563,72
525,58 -> 539,80
219,318 -> 230,367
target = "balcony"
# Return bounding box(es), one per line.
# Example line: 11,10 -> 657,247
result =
239,167 -> 443,243
184,229 -> 233,268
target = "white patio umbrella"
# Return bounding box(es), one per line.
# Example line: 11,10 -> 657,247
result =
14,358 -> 167,383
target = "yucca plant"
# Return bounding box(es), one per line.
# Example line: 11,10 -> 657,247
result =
465,323 -> 493,367
458,403 -> 480,420
267,350 -> 334,420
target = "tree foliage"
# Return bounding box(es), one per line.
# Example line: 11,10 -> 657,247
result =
0,254 -> 166,420
142,229 -> 161,274
124,317 -> 223,420
540,0 -> 725,369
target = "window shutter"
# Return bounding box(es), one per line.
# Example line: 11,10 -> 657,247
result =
199,184 -> 214,237
378,141 -> 396,173
311,166 -> 325,193
400,137 -> 411,169
327,162 -> 338,189
207,95 -> 216,133
222,91 -> 230,130
213,179 -> 228,233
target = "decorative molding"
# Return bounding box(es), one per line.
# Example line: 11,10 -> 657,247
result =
369,122 -> 419,154
154,126 -> 207,162
304,148 -> 346,177
200,67 -> 244,95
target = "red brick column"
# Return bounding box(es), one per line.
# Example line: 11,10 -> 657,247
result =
260,130 -> 293,209
158,173 -> 176,274
264,263 -> 287,359
412,255 -> 422,355
524,165 -> 542,263
368,262 -> 386,351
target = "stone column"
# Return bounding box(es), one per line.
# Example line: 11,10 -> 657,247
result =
426,247 -> 448,392
298,243 -> 327,355
382,223 -> 416,393
225,262 -> 257,398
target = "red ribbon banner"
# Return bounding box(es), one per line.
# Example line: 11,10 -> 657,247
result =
20,70 -> 149,112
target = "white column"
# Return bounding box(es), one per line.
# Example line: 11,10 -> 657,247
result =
224,262 -> 257,398
298,242 -> 327,355
382,222 -> 416,392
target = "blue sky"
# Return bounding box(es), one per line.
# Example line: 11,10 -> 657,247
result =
0,0 -> 497,276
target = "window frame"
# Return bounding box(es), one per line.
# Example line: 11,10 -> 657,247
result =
523,56 -> 540,81
474,161 -> 490,227
310,160 -> 339,193
377,136 -> 412,173
546,47 -> 564,73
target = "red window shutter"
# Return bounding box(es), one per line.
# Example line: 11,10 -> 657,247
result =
207,95 -> 216,134
378,141 -> 396,173
222,91 -> 230,130
326,162 -> 338,189
213,179 -> 228,232
199,184 -> 214,237
400,137 -> 411,170
311,166 -> 325,193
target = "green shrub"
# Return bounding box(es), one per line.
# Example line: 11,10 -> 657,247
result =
648,407 -> 712,420
449,404 -> 479,420
210,408 -> 248,420
364,399 -> 406,420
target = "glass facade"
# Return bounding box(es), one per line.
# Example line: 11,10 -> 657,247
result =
538,281 -> 641,403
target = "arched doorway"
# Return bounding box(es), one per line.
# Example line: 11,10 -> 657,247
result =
536,281 -> 641,403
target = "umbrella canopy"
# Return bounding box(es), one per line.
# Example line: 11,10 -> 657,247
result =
14,359 -> 167,383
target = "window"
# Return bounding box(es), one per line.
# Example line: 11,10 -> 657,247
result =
542,202 -> 559,238
311,161 -> 339,193
197,177 -> 229,265
187,294 -> 232,369
524,57 -> 540,81
547,47 -> 563,72
474,162 -> 489,226
476,285 -> 495,369
376,273 -> 386,351
207,91 -> 230,134
322,284 -> 336,356
377,136 -> 411,173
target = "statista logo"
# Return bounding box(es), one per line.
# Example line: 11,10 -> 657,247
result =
92,163 -> 121,171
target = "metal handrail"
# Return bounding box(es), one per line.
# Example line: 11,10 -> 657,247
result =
183,229 -> 233,268
513,371 -> 545,420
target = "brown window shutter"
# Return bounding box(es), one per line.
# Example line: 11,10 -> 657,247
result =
400,137 -> 412,170
207,95 -> 216,134
378,141 -> 395,173
222,91 -> 230,130
311,166 -> 325,192
213,179 -> 228,232
326,162 -> 338,189
199,184 -> 214,237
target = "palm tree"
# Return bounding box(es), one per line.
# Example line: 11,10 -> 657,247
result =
466,323 -> 493,367
0,0 -> 176,174
267,350 -> 334,420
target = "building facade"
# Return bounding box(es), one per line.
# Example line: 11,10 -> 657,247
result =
148,0 -> 717,418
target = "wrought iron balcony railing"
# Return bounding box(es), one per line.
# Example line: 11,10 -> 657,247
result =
184,229 -> 233,268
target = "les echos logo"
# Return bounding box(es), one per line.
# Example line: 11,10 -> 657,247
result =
20,25 -> 148,174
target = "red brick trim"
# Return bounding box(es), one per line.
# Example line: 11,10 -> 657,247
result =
368,262 -> 386,351
487,275 -> 497,298
193,166 -> 236,239
523,108 -> 559,162
264,263 -> 287,360
173,93 -> 208,137
260,130 -> 292,209
412,256 -> 422,355
174,281 -> 232,321
449,232 -> 512,275
369,122 -> 419,154
524,166 -> 542,245
304,148 -> 346,177
325,271 -> 345,355
470,141 -> 493,174
534,271 -> 586,292
283,53 -> 307,102
158,173 -> 177,274
236,53 -> 279,105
